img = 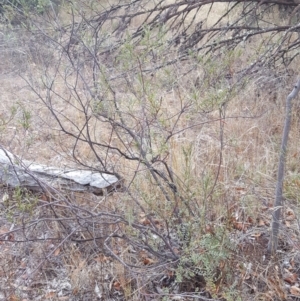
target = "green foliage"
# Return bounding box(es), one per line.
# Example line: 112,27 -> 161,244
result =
1,0 -> 51,11
0,105 -> 17,130
176,225 -> 233,289
18,106 -> 31,130
3,187 -> 38,216
283,173 -> 300,203
13,187 -> 37,212
0,0 -> 59,22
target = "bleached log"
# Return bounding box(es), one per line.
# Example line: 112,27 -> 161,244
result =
0,147 -> 121,195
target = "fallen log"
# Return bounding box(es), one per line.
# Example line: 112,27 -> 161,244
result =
0,147 -> 122,195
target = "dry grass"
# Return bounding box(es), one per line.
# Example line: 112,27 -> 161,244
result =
1,1 -> 300,301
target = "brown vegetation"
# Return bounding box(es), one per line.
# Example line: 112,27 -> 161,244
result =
1,0 -> 300,300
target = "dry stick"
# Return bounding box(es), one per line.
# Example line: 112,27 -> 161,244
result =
268,78 -> 300,255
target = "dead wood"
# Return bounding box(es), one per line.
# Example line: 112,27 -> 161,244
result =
0,146 -> 122,195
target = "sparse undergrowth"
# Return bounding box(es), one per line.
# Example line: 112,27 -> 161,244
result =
1,0 -> 300,300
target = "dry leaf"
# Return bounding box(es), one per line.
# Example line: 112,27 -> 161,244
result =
285,221 -> 291,228
45,291 -> 56,299
94,254 -> 111,263
172,247 -> 180,255
290,259 -> 295,269
286,208 -> 296,221
268,272 -> 287,300
140,217 -> 151,225
290,286 -> 300,296
283,272 -> 297,284
40,194 -> 49,202
233,222 -> 248,231
54,247 -> 60,256
113,281 -> 122,290
235,187 -> 246,191
20,260 -> 27,268
143,257 -> 155,265
258,219 -> 265,227
139,250 -> 148,259
205,224 -> 214,234
247,216 -> 254,224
